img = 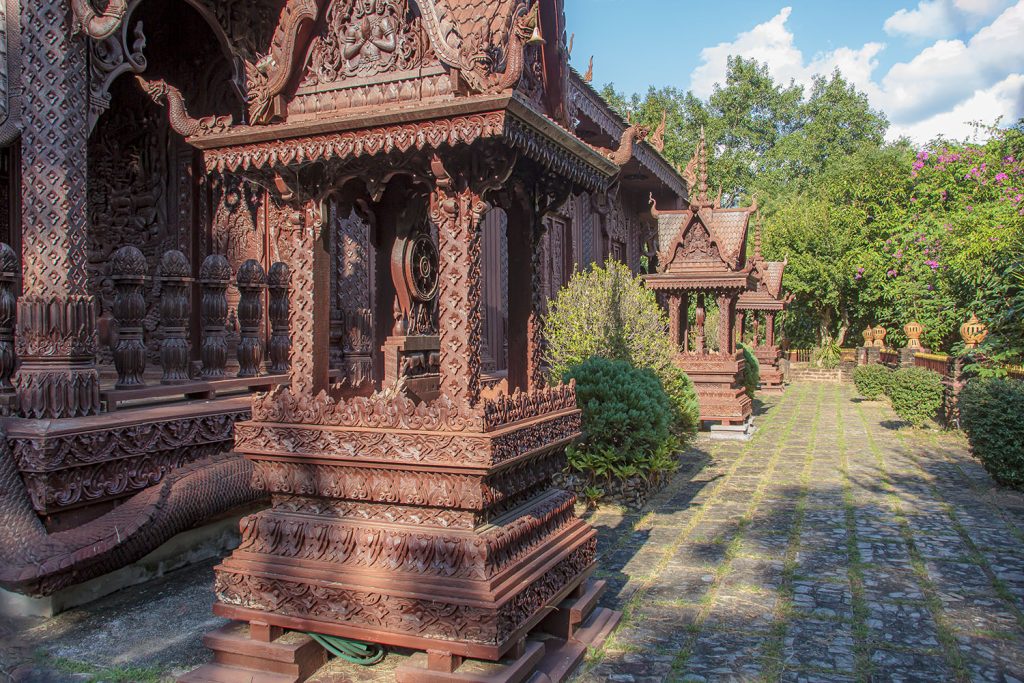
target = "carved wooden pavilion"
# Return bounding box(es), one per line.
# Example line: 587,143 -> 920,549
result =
645,133 -> 757,428
736,219 -> 792,392
0,0 -> 691,680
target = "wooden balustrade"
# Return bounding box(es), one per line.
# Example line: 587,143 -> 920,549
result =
236,259 -> 266,378
111,245 -> 148,388
268,262 -> 291,374
0,242 -> 17,399
199,254 -> 231,379
914,353 -> 951,375
159,250 -> 193,384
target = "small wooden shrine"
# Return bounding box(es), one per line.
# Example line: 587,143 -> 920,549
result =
644,132 -> 757,428
736,219 -> 793,392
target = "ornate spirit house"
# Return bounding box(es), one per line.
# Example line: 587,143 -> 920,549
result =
645,132 -> 757,432
736,218 -> 792,392
0,0 -> 690,678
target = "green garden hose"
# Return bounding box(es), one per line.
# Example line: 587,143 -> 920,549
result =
306,632 -> 385,666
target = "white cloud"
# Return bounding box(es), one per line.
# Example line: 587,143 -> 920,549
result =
889,73 -> 1024,141
884,0 -> 1012,39
687,3 -> 1024,143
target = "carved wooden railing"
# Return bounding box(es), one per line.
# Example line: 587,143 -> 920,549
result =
97,248 -> 294,411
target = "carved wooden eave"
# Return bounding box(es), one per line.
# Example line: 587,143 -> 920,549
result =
644,271 -> 755,292
568,68 -> 687,200
191,93 -> 619,192
739,259 -> 789,310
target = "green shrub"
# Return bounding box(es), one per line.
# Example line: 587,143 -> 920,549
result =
663,365 -> 701,437
885,367 -> 943,427
853,364 -> 894,399
960,378 -> 1024,489
545,260 -> 698,443
738,343 -> 760,398
813,340 -> 842,369
564,358 -> 677,482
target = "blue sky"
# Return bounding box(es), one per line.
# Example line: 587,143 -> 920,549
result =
564,0 -> 1024,142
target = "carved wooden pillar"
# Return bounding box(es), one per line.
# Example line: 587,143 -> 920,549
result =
199,254 -> 231,379
717,292 -> 736,355
736,310 -> 745,346
14,1 -> 101,418
430,156 -> 486,405
752,316 -> 761,347
680,292 -> 690,353
694,293 -> 706,354
667,293 -> 682,350
267,262 -> 291,374
236,260 -> 267,378
0,243 -> 18,393
276,202 -> 330,395
111,246 -> 148,388
159,250 -> 192,384
766,312 -> 776,347
527,220 -> 547,391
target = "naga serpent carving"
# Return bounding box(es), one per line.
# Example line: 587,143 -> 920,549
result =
136,76 -> 233,137
0,442 -> 262,596
71,0 -> 128,40
244,0 -> 319,124
596,124 -> 650,167
414,0 -> 540,94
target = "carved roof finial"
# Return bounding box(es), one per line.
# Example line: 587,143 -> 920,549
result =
650,110 -> 667,153
568,32 -> 575,57
695,126 -> 710,206
753,213 -> 764,262
583,56 -> 594,83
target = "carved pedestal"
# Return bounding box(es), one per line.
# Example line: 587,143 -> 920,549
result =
677,350 -> 753,425
201,384 -> 609,680
381,334 -> 440,402
754,345 -> 784,392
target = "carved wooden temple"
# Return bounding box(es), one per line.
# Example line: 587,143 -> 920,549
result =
736,218 -> 792,392
645,132 -> 757,429
0,0 -> 688,680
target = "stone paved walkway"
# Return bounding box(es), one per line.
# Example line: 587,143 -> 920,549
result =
4,381 -> 1024,682
576,382 -> 1024,683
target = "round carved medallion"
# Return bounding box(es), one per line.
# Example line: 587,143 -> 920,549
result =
402,233 -> 439,303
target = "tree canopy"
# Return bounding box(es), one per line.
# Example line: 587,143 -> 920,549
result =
603,57 -> 1024,360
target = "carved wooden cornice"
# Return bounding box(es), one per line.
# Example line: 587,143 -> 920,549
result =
569,69 -> 688,198
196,96 -> 617,192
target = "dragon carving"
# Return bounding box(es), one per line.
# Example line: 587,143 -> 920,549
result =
243,0 -> 320,124
136,76 -> 233,137
650,110 -> 667,153
415,0 -> 541,94
595,124 -> 650,167
71,0 -> 128,40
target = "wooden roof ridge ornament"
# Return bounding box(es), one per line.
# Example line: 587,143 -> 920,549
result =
583,55 -> 594,83
595,123 -> 650,167
135,76 -> 233,137
753,213 -> 764,262
415,0 -> 543,95
650,110 -> 667,153
71,0 -> 127,40
244,0 -> 321,125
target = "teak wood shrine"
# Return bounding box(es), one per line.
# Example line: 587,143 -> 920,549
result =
645,132 -> 757,428
736,218 -> 793,392
0,0 -> 698,680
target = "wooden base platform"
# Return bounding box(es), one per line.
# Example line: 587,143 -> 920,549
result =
179,579 -> 620,683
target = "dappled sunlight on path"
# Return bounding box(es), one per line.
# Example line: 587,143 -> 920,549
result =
575,382 -> 1024,682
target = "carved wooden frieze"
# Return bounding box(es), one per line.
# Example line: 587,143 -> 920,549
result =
9,407 -> 248,515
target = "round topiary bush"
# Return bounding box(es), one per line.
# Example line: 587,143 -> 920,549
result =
960,378 -> 1024,489
738,343 -> 760,398
563,357 -> 675,479
853,364 -> 894,400
545,260 -> 698,442
885,366 -> 943,427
